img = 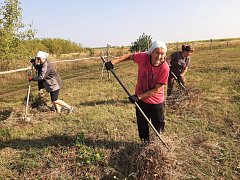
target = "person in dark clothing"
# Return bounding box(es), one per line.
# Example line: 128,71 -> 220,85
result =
29,51 -> 73,114
30,58 -> 44,92
166,45 -> 194,96
35,64 -> 45,91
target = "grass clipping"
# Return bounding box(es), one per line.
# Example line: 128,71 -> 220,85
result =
127,140 -> 176,179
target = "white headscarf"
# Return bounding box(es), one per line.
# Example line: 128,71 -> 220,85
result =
36,51 -> 49,59
147,41 -> 167,54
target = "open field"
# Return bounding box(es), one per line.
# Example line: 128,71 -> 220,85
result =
0,46 -> 240,179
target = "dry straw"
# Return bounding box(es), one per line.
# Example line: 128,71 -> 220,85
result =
128,139 -> 177,180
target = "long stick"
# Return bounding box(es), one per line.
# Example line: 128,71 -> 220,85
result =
25,82 -> 31,116
24,59 -> 34,119
170,71 -> 186,89
101,56 -> 171,150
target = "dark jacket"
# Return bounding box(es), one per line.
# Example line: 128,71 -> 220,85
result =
170,51 -> 190,75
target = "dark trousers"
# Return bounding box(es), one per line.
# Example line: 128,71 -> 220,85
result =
167,73 -> 185,96
38,81 -> 45,91
136,100 -> 165,141
50,89 -> 60,102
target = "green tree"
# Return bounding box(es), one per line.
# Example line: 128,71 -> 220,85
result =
41,38 -> 84,57
129,33 -> 152,52
0,0 -> 35,70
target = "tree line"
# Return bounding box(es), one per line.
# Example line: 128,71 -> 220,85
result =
0,0 -> 89,70
0,0 -> 151,71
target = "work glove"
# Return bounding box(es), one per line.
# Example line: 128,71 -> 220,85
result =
128,95 -> 139,104
28,76 -> 33,81
30,58 -> 36,63
105,61 -> 114,70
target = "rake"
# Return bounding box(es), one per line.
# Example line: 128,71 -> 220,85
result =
101,56 -> 171,151
22,57 -> 34,122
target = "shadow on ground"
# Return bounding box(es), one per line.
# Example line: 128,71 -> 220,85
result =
78,99 -> 129,106
0,134 -> 135,151
0,109 -> 13,122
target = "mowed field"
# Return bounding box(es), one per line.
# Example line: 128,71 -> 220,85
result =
0,47 -> 239,179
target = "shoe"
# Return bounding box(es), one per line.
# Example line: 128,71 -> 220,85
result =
159,129 -> 164,134
38,89 -> 44,97
50,105 -> 56,112
141,137 -> 150,144
67,106 -> 74,115
159,122 -> 165,134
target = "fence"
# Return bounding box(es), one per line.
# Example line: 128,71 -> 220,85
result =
1,38 -> 240,75
0,56 -> 101,75
167,38 -> 240,51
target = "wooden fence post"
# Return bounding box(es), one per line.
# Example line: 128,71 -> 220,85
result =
101,44 -> 111,79
210,39 -> 213,50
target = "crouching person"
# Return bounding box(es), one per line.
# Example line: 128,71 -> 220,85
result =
29,51 -> 73,114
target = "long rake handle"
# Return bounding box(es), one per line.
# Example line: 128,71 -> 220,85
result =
24,59 -> 34,119
170,71 -> 186,89
101,56 -> 171,151
25,83 -> 31,116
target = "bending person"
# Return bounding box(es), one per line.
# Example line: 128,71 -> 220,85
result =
30,57 -> 45,95
105,41 -> 169,143
29,51 -> 73,114
166,44 -> 194,96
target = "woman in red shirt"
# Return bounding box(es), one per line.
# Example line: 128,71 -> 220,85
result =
105,41 -> 169,143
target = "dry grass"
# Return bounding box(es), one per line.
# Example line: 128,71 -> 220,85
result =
0,45 -> 240,179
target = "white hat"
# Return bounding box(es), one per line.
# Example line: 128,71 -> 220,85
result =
147,41 -> 167,54
36,51 -> 49,59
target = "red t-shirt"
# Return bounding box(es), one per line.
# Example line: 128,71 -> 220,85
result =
133,52 -> 169,104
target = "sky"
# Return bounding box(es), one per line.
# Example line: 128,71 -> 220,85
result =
17,0 -> 240,48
